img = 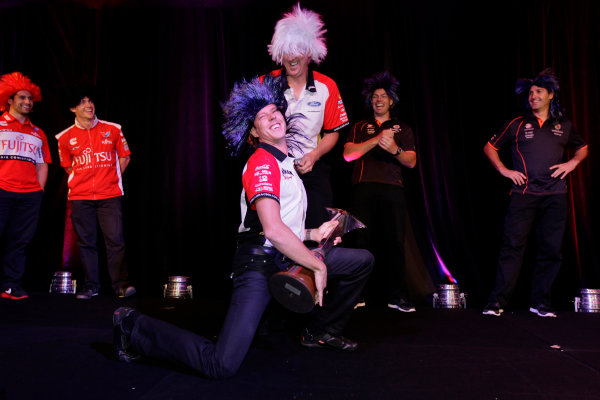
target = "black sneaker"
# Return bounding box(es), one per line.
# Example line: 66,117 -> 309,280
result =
482,302 -> 504,316
76,286 -> 99,300
300,328 -> 358,352
388,299 -> 416,313
117,286 -> 136,298
1,286 -> 28,300
529,304 -> 557,318
113,307 -> 142,362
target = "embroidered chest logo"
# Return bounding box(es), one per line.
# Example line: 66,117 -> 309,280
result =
367,124 -> 375,135
523,123 -> 535,139
552,124 -> 563,136
281,168 -> 294,180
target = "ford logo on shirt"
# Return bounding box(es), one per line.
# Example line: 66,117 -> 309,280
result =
307,101 -> 321,107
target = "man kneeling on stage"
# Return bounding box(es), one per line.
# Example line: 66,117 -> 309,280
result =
113,75 -> 373,379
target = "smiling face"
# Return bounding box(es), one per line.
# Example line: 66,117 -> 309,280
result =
528,85 -> 554,114
8,90 -> 34,117
70,97 -> 96,122
371,88 -> 394,119
250,104 -> 287,149
282,53 -> 311,80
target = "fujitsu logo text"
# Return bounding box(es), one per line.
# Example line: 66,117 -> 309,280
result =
1,135 -> 40,154
73,147 -> 114,166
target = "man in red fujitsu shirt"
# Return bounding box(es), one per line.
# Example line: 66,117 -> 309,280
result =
0,72 -> 51,300
56,87 -> 135,299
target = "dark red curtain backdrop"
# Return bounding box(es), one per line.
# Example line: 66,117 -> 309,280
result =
1,0 -> 598,307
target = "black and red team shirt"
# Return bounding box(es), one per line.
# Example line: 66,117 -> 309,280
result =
346,117 -> 416,187
488,112 -> 587,195
238,142 -> 307,247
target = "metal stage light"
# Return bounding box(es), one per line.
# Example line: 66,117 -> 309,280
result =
163,276 -> 193,299
49,271 -> 77,294
432,284 -> 466,309
574,289 -> 600,313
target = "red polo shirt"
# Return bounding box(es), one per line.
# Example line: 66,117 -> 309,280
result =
0,111 -> 51,192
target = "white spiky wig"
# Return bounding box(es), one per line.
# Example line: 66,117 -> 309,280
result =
268,3 -> 328,65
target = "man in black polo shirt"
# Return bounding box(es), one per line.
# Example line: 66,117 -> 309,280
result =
482,69 -> 588,317
343,71 -> 417,312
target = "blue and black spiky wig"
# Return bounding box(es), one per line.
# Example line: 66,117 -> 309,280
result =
362,71 -> 400,109
221,74 -> 306,157
515,68 -> 562,120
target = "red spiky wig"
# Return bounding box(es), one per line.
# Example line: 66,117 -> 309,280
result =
0,72 -> 42,112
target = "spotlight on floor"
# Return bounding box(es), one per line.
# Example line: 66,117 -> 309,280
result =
574,288 -> 600,313
432,284 -> 466,309
49,271 -> 76,294
163,276 -> 193,299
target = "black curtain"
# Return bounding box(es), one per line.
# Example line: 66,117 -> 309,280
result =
1,0 -> 598,307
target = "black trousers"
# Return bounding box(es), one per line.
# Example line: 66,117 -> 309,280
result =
489,193 -> 567,307
350,182 -> 408,303
70,197 -> 129,292
0,188 -> 43,289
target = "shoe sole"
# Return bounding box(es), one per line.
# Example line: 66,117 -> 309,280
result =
1,292 -> 28,300
301,340 -> 358,352
482,310 -> 503,316
529,307 -> 557,318
76,293 -> 99,300
118,287 -> 136,298
387,304 -> 416,312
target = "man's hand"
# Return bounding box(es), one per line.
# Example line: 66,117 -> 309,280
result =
550,160 -> 578,179
313,263 -> 327,307
500,168 -> 527,185
295,151 -> 319,174
311,220 -> 341,245
378,129 -> 398,154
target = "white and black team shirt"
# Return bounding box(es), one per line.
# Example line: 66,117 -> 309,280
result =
238,142 -> 307,246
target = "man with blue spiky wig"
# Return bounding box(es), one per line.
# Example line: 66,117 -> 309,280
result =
112,75 -> 373,379
482,69 -> 588,318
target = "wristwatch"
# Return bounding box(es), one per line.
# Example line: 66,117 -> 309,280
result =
394,147 -> 402,156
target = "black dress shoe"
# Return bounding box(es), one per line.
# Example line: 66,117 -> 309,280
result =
113,307 -> 142,362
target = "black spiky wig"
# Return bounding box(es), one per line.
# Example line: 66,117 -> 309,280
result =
515,68 -> 562,120
362,71 -> 400,109
221,74 -> 308,158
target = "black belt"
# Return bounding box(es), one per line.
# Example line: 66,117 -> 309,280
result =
231,245 -> 288,279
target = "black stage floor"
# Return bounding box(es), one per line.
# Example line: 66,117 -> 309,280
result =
2,293 -> 600,400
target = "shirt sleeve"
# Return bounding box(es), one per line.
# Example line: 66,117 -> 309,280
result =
395,123 -> 416,152
566,123 -> 587,150
346,122 -> 361,144
322,79 -> 349,133
242,149 -> 281,209
115,128 -> 131,157
488,117 -> 522,150
38,130 -> 52,163
56,135 -> 72,168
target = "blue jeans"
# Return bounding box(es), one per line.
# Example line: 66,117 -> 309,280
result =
0,188 -> 43,288
129,246 -> 373,378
